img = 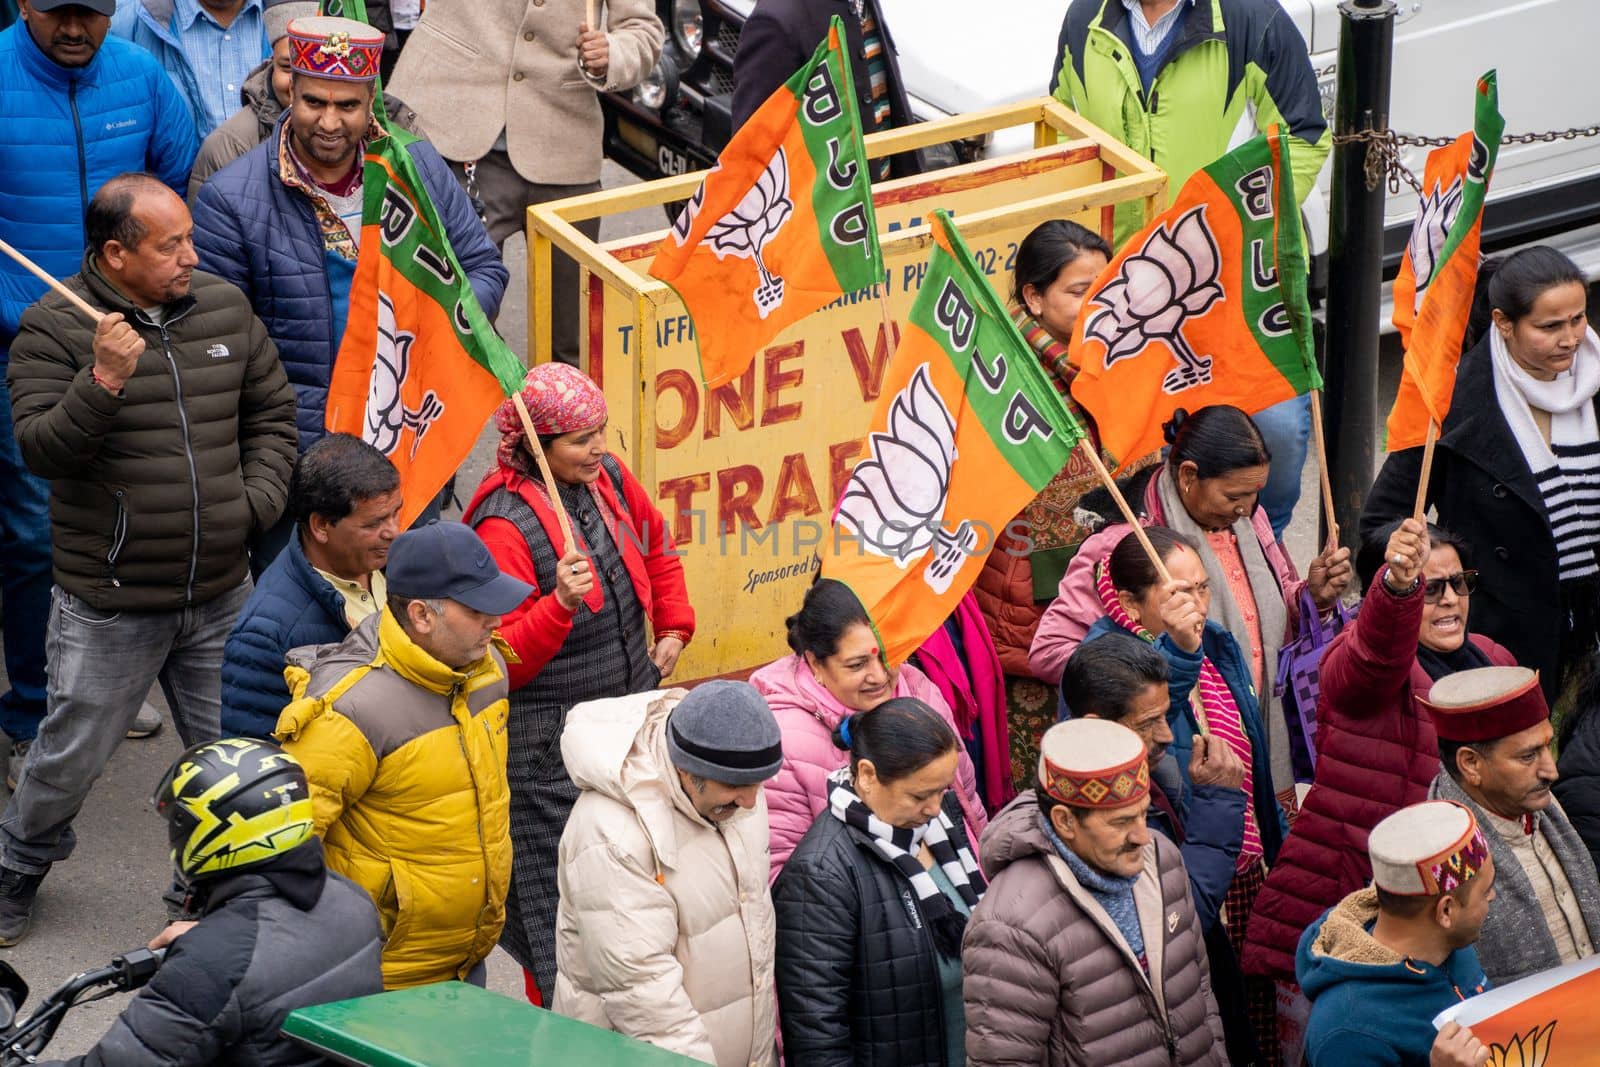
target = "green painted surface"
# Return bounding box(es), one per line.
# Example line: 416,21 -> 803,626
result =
282,982 -> 708,1066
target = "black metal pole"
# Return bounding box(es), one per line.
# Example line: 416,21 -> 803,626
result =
1322,0 -> 1396,548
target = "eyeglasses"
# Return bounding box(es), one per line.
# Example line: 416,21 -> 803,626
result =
1423,570 -> 1478,604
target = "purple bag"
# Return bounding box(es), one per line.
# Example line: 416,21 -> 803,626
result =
1274,587 -> 1352,783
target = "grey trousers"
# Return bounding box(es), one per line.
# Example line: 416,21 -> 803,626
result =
450,149 -> 601,367
0,579 -> 251,874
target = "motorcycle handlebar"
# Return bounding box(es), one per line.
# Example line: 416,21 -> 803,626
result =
0,947 -> 166,1064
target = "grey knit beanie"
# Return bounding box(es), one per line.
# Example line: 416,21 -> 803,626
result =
666,681 -> 783,786
265,0 -> 319,44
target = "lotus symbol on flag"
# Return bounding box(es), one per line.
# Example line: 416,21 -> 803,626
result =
1487,1021 -> 1555,1067
1082,205 -> 1225,394
836,364 -> 978,594
669,179 -> 709,246
366,291 -> 445,461
705,148 -> 795,319
1406,175 -> 1465,304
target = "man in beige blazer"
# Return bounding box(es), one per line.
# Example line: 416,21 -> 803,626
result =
389,0 -> 663,365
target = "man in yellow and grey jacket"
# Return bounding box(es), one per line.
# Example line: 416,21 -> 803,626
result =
274,521 -> 532,989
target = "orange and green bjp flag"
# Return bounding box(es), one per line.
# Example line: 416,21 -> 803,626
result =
825,211 -> 1087,667
648,15 -> 883,388
1387,72 -> 1503,451
1069,128 -> 1319,471
324,126 -> 525,527
1433,953 -> 1600,1066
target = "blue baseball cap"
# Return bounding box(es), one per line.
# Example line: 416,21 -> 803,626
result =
31,0 -> 117,14
385,522 -> 533,616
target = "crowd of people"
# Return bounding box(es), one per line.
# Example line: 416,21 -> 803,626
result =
0,0 -> 1597,1065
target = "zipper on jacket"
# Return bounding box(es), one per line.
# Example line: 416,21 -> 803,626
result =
451,684 -> 495,943
157,323 -> 202,603
107,488 -> 128,588
69,80 -> 88,222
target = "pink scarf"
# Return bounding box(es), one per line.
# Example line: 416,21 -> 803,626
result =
913,592 -> 1014,811
1094,556 -> 1262,869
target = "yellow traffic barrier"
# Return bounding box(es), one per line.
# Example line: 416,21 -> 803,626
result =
527,97 -> 1166,682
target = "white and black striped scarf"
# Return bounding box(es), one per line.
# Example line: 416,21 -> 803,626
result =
826,768 -> 985,955
1490,326 -> 1600,583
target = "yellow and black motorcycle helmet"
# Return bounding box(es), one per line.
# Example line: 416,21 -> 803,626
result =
152,738 -> 316,881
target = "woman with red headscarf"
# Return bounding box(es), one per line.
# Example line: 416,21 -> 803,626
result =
465,363 -> 694,1004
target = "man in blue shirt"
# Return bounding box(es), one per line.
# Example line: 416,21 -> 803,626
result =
112,0 -> 269,138
0,0 -> 197,787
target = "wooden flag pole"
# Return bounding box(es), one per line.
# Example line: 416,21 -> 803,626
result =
585,0 -> 599,33
1073,437 -> 1206,733
1412,419 -> 1439,522
1308,389 -> 1340,545
0,238 -> 103,325
876,288 -> 898,366
1075,438 -> 1172,585
511,393 -> 579,554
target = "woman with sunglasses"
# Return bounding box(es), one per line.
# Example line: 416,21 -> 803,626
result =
1363,247 -> 1600,704
1240,517 -> 1515,985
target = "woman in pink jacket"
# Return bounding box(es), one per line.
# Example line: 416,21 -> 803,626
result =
1030,406 -> 1353,809
751,578 -> 988,882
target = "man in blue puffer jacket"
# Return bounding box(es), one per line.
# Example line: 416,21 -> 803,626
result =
189,15 -> 507,461
221,433 -> 401,739
0,0 -> 197,773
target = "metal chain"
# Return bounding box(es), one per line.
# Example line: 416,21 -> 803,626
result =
1331,128 -> 1422,194
1330,124 -> 1600,195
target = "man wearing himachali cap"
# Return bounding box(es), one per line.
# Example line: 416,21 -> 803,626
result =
963,718 -> 1226,1066
1297,800 -> 1495,1067
1424,665 -> 1600,986
190,15 -> 507,463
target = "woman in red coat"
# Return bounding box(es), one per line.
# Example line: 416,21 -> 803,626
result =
464,363 -> 694,1004
1242,518 -> 1513,982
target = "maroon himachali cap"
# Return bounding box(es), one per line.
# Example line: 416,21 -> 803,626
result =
1418,665 -> 1550,743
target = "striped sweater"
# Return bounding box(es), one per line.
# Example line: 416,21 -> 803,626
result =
1534,437 -> 1600,582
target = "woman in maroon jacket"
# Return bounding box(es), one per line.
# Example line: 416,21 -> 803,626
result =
1241,518 -> 1513,982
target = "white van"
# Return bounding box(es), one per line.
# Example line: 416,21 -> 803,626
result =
879,0 -> 1600,307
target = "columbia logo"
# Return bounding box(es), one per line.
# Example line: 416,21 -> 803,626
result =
206,344 -> 231,359
104,118 -> 137,131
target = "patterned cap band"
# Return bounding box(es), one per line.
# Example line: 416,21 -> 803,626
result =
286,16 -> 384,82
1425,826 -> 1490,896
1040,748 -> 1150,809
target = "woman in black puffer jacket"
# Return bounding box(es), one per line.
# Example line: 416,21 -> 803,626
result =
773,698 -> 986,1067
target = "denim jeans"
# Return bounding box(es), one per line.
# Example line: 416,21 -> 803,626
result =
0,370 -> 50,744
0,579 -> 252,874
1252,393 -> 1313,541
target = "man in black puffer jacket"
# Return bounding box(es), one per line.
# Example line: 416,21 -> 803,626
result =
39,738 -> 383,1067
1,172 -> 297,945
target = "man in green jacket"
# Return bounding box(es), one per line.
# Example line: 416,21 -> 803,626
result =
0,172 -> 297,944
1050,0 -> 1332,537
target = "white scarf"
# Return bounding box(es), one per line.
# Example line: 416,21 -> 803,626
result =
1490,326 -> 1600,461
1490,325 -> 1600,581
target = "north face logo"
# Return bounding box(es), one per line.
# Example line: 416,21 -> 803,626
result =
206,344 -> 232,359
